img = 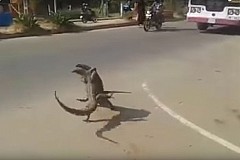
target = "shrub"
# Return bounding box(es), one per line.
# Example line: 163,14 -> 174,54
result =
49,11 -> 73,26
15,14 -> 39,29
60,10 -> 82,19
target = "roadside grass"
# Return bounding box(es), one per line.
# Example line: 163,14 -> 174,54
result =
0,13 -> 84,38
0,21 -> 83,39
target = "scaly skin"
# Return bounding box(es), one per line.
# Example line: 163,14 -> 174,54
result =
55,68 -> 99,122
55,64 -> 131,122
74,64 -> 131,110
74,64 -> 114,110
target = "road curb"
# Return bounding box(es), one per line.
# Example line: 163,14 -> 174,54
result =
0,31 -> 51,40
70,16 -> 122,22
0,21 -> 138,39
80,20 -> 138,31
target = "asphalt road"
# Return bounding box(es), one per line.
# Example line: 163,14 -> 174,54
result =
1,21 -> 240,160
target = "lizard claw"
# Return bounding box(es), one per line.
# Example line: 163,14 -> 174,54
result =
83,115 -> 91,123
83,119 -> 90,123
107,93 -> 114,99
111,96 -> 115,99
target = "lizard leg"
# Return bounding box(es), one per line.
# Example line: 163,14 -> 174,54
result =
83,114 -> 90,122
107,93 -> 114,99
106,99 -> 115,110
98,97 -> 115,110
76,98 -> 89,102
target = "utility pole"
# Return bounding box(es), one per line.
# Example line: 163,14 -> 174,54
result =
54,0 -> 57,13
99,0 -> 104,16
23,0 -> 28,14
120,2 -> 123,17
169,0 -> 172,10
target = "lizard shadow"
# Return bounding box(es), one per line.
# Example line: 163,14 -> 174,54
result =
88,105 -> 151,144
149,27 -> 197,32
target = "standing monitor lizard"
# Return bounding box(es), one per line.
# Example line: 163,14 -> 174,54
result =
74,64 -> 131,110
55,64 -> 131,122
55,68 -> 101,122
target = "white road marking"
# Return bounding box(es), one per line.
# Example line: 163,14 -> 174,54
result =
142,82 -> 240,154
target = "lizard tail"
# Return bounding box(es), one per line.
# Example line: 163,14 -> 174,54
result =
54,91 -> 97,116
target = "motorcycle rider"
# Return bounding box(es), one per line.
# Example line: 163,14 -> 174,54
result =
82,3 -> 92,15
80,3 -> 97,23
149,0 -> 164,23
123,0 -> 132,12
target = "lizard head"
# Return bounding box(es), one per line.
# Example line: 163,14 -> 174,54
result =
72,68 -> 88,83
72,68 -> 86,75
75,64 -> 92,70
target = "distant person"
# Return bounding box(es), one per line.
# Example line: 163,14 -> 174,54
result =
150,0 -> 162,13
134,0 -> 146,25
149,0 -> 164,22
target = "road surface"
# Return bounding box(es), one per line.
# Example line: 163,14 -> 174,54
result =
0,21 -> 240,160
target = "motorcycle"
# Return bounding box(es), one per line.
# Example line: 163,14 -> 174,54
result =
122,1 -> 132,13
143,5 -> 164,32
80,3 -> 97,23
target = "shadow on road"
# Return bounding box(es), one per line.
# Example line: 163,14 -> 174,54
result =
88,105 -> 151,144
202,26 -> 240,35
148,26 -> 240,35
146,27 -> 197,32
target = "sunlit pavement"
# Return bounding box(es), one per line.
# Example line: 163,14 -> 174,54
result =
1,21 -> 240,159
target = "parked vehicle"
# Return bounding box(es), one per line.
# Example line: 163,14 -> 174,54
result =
123,1 -> 132,13
143,2 -> 165,32
187,0 -> 240,31
80,3 -> 97,23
